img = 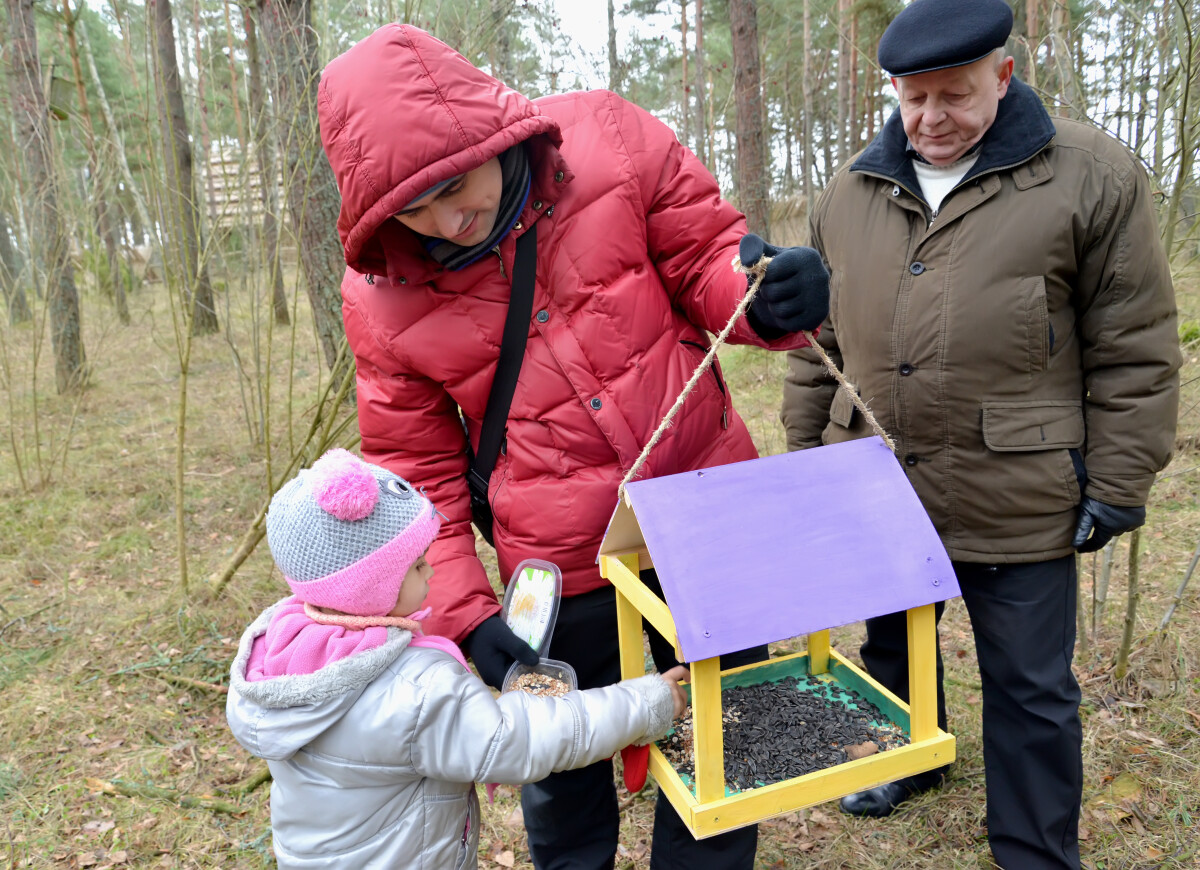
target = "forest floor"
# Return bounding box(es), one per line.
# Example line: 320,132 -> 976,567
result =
0,264 -> 1197,869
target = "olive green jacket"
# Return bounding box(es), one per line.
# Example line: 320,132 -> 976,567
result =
783,79 -> 1180,562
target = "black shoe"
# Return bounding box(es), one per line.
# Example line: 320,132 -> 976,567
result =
839,768 -> 947,818
838,781 -> 912,817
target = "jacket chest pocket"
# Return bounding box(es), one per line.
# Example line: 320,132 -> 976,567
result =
1021,276 -> 1050,373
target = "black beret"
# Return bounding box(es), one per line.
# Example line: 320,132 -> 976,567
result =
878,0 -> 1013,77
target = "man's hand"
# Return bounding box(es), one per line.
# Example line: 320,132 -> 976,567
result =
1072,496 -> 1146,553
463,615 -> 540,689
739,234 -> 830,338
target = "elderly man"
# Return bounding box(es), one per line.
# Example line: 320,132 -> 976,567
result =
780,0 -> 1180,867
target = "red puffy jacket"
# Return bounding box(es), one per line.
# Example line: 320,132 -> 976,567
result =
319,25 -> 810,642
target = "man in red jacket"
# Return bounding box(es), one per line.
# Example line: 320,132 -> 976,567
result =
318,25 -> 829,870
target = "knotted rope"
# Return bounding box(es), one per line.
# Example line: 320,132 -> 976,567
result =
616,254 -> 895,503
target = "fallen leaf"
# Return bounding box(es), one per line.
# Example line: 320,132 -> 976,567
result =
82,821 -> 115,836
494,849 -> 515,867
1121,729 -> 1167,748
1128,811 -> 1147,836
503,806 -> 523,829
1109,772 -> 1143,802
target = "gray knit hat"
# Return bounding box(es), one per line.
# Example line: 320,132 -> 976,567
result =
265,449 -> 441,616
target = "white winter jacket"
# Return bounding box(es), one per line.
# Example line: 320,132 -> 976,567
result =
226,600 -> 675,869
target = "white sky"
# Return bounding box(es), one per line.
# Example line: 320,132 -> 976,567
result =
549,0 -> 674,91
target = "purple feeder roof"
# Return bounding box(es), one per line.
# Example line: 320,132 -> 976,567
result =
602,437 -> 959,662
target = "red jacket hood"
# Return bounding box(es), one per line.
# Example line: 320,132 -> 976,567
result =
318,24 -> 562,275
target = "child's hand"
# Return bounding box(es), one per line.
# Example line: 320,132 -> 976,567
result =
659,665 -> 690,720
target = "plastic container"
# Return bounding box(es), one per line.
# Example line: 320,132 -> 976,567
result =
499,559 -> 578,693
501,657 -> 579,695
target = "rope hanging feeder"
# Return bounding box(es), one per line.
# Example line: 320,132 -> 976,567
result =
617,254 -> 896,503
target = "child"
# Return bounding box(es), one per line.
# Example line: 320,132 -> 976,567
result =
226,449 -> 687,869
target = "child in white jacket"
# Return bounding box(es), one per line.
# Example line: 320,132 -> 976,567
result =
226,449 -> 686,869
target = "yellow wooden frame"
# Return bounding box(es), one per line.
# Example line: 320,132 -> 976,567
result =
599,553 -> 954,839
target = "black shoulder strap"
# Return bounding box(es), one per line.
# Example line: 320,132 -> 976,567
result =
468,222 -> 537,499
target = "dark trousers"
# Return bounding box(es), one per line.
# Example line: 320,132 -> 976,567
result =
522,571 -> 767,870
860,556 -> 1083,870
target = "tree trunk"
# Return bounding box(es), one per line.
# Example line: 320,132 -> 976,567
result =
1114,529 -> 1141,681
801,0 -> 813,210
836,0 -> 849,165
7,0 -> 87,392
489,0 -> 513,85
77,17 -> 153,240
259,0 -> 352,384
608,0 -> 620,92
848,9 -> 859,156
151,0 -> 219,335
192,0 -> 220,243
244,3 -> 289,325
0,210 -> 32,323
64,0 -> 129,325
729,0 -> 768,237
693,0 -> 706,166
680,0 -> 689,148
1163,1 -> 1198,256
1153,6 -> 1168,178
221,0 -> 246,146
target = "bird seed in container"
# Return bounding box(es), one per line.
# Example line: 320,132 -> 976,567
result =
511,672 -> 571,697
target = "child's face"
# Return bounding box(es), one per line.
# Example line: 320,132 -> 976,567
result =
390,554 -> 434,617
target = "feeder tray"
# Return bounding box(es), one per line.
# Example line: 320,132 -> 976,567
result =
598,437 -> 959,838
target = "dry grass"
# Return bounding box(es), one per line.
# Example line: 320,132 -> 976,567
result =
0,264 -> 1197,870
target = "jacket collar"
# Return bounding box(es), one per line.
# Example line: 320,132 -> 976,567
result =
851,78 -> 1055,197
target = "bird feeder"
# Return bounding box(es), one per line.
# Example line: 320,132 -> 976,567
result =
598,437 -> 959,838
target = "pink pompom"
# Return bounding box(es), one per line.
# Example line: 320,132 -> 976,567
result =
310,449 -> 378,521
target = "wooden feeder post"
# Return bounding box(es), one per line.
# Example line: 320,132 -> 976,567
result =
598,437 -> 959,838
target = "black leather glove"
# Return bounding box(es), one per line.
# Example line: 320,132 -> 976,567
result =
739,234 -> 830,339
462,615 -> 540,689
1072,496 -> 1146,553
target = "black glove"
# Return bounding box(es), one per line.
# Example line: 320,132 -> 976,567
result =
1072,496 -> 1146,553
462,615 -> 540,689
739,234 -> 830,339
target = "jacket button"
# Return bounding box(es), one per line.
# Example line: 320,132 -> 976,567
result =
536,310 -> 549,323
555,171 -> 565,182
904,454 -> 919,467
899,363 -> 915,376
590,397 -> 602,410
533,200 -> 543,210
909,262 -> 925,275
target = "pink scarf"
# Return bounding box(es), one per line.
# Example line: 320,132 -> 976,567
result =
246,597 -> 467,680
